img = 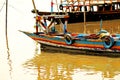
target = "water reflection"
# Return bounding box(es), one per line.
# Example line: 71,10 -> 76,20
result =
6,35 -> 12,80
35,42 -> 41,55
6,29 -> 13,80
7,48 -> 12,80
23,51 -> 120,80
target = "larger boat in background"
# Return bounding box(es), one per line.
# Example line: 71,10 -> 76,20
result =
32,0 -> 120,23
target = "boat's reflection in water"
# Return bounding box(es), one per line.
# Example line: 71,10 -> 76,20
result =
23,49 -> 120,80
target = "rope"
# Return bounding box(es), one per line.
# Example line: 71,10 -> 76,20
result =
0,1 -> 26,17
0,1 -> 5,13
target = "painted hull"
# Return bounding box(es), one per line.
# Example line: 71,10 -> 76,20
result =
22,31 -> 120,57
40,42 -> 120,57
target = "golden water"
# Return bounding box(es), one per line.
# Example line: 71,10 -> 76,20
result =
1,19 -> 120,80
24,52 -> 120,80
0,0 -> 120,79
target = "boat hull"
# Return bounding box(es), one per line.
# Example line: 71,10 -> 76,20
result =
22,31 -> 120,57
40,42 -> 120,57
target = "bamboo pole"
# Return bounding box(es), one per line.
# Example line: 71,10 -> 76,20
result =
83,0 -> 86,34
32,0 -> 39,33
5,0 -> 12,79
32,0 -> 38,15
5,0 -> 9,50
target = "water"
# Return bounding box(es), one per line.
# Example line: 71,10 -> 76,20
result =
0,19 -> 120,80
1,0 -> 120,80
1,40 -> 120,80
23,52 -> 120,80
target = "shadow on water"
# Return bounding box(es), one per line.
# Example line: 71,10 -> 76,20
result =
23,50 -> 120,80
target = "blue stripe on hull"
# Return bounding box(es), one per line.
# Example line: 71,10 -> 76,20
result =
23,32 -> 120,52
28,33 -> 120,46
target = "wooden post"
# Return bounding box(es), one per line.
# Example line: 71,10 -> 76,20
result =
6,0 -> 8,40
110,0 -> 112,11
32,0 -> 39,33
83,0 -> 86,34
88,0 -> 90,11
103,0 -> 105,11
5,0 -> 9,51
32,0 -> 38,15
36,21 -> 38,33
51,0 -> 54,12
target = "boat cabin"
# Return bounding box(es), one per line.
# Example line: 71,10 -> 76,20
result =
60,0 -> 120,12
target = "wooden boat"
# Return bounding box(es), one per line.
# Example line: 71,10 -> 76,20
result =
33,0 -> 120,23
21,0 -> 120,57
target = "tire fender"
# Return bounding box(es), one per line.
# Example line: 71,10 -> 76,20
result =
103,36 -> 114,49
64,33 -> 74,45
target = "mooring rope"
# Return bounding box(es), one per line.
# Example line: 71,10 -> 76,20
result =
0,1 -> 5,13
